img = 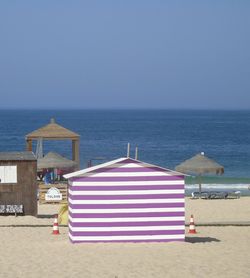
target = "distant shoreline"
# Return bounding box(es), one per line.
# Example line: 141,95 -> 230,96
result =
1,108 -> 250,111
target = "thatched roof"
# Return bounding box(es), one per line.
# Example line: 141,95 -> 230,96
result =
37,152 -> 77,170
26,118 -> 80,140
175,153 -> 224,175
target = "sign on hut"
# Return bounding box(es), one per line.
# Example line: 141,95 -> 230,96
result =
45,187 -> 62,201
0,152 -> 37,216
64,157 -> 185,243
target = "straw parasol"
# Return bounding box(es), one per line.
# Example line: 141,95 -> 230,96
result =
37,152 -> 77,171
175,152 -> 224,194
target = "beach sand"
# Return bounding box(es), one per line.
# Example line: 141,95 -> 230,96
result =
0,198 -> 250,278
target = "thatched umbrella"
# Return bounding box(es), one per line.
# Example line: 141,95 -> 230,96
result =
175,152 -> 224,194
37,152 -> 77,171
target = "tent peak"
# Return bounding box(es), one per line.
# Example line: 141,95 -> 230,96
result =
64,157 -> 188,179
25,119 -> 80,139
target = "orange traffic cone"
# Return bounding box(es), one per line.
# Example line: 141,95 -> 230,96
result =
52,214 -> 60,235
188,214 -> 197,234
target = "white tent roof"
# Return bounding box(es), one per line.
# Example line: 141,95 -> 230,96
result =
63,157 -> 186,179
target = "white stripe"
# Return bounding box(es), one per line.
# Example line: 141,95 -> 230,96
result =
69,224 -> 185,232
90,172 -> 172,177
69,233 -> 185,241
118,163 -> 144,168
72,180 -> 184,186
69,207 -> 184,213
69,198 -> 184,204
68,180 -> 73,186
68,215 -> 185,222
69,189 -> 184,195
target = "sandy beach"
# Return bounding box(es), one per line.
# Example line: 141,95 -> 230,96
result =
0,198 -> 250,278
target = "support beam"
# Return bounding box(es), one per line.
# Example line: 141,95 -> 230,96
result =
26,139 -> 33,151
72,139 -> 80,170
135,146 -> 138,160
127,143 -> 130,158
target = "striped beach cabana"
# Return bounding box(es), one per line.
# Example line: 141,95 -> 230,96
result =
64,157 -> 185,243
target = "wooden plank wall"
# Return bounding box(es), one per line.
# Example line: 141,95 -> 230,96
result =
0,160 -> 37,216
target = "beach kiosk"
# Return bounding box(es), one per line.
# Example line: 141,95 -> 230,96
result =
64,157 -> 185,243
0,152 -> 37,216
25,118 -> 80,170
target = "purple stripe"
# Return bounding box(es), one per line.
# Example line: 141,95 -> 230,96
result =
70,184 -> 184,191
90,167 -> 180,173
70,203 -> 184,209
74,176 -> 183,182
69,211 -> 184,218
69,230 -> 185,236
70,238 -> 184,243
69,220 -> 185,227
69,193 -> 184,200
118,158 -> 135,164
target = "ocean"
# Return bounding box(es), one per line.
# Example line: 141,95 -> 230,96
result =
0,109 -> 250,194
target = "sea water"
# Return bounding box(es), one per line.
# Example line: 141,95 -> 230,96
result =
0,109 -> 250,195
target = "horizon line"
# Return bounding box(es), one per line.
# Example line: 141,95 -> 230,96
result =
0,107 -> 250,111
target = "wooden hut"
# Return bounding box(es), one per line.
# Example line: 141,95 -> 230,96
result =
0,152 -> 37,216
64,157 -> 185,243
25,118 -> 80,169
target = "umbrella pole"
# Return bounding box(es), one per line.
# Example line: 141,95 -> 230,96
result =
198,175 -> 202,197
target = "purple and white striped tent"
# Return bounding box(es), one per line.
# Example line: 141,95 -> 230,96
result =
64,157 -> 185,243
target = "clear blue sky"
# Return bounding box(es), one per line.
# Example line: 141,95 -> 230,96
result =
0,1 -> 249,109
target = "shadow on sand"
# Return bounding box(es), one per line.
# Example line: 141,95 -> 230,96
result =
185,236 -> 220,243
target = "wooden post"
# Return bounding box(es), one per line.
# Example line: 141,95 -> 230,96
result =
72,139 -> 80,170
135,146 -> 138,160
198,175 -> 202,197
26,139 -> 33,151
127,143 -> 130,158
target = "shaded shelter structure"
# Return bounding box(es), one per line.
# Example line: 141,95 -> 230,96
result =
175,152 -> 224,194
26,118 -> 80,169
38,152 -> 77,171
64,157 -> 185,243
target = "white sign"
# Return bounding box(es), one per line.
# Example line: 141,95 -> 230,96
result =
45,187 -> 62,201
0,166 -> 17,183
